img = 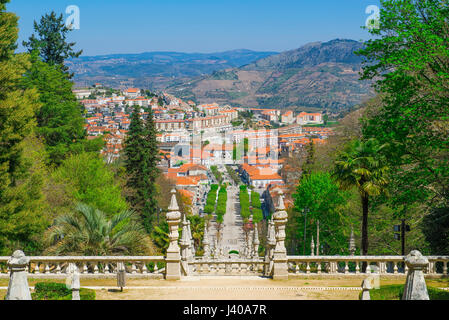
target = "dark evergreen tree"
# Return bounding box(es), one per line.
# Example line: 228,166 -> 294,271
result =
141,107 -> 160,232
23,11 -> 82,76
124,107 -> 146,212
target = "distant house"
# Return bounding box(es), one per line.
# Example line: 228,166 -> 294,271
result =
123,88 -> 140,99
281,111 -> 295,124
296,112 -> 323,125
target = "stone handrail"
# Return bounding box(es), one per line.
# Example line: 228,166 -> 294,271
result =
287,256 -> 449,276
0,256 -> 166,278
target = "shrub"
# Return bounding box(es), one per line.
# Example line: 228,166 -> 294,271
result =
32,282 -> 96,300
251,192 -> 261,209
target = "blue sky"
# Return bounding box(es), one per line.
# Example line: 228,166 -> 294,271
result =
9,0 -> 380,56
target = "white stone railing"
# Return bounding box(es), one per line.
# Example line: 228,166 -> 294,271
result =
287,256 -> 449,276
0,256 -> 166,278
189,258 -> 267,276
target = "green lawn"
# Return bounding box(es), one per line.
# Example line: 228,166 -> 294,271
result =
369,284 -> 449,300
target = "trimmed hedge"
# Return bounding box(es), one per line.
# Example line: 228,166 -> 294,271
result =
239,186 -> 251,219
251,192 -> 261,209
216,186 -> 228,222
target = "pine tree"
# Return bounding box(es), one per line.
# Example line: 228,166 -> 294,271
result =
23,11 -> 82,76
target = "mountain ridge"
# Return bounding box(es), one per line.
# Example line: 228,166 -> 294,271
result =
166,39 -> 374,111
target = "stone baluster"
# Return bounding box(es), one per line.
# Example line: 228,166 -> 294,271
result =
83,263 -> 88,274
5,250 -> 32,300
44,263 -> 50,274
34,262 -> 40,274
317,262 -> 322,275
272,192 -> 288,280
344,262 -> 349,274
356,262 -> 360,274
402,250 -> 430,300
142,263 -> 148,274
394,262 -> 398,274
104,263 -> 110,274
94,263 -> 99,274
366,263 -> 371,274
444,261 -> 448,275
55,263 -> 62,274
166,189 -> 182,280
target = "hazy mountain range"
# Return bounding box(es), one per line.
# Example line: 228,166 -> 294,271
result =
69,39 -> 375,111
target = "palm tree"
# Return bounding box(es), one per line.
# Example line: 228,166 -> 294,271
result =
44,203 -> 154,256
332,139 -> 389,257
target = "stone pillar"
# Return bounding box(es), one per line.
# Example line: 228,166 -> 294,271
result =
402,250 -> 430,300
71,269 -> 81,301
165,189 -> 182,280
272,192 -> 289,280
265,217 -> 276,276
187,219 -> 195,259
5,250 -> 32,300
360,277 -> 373,300
253,223 -> 260,260
180,213 -> 191,276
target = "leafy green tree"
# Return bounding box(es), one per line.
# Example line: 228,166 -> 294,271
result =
151,220 -> 169,254
44,203 -> 152,256
357,0 -> 449,216
290,172 -> 350,255
0,0 -> 49,255
188,215 -> 205,255
23,11 -> 82,76
20,56 -> 88,165
332,139 -> 389,256
53,152 -> 128,216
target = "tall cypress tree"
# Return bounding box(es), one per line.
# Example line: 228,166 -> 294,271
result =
142,108 -> 160,232
124,107 -> 161,234
124,107 -> 146,214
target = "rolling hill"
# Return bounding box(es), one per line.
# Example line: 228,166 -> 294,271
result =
166,39 -> 375,111
67,50 -> 277,90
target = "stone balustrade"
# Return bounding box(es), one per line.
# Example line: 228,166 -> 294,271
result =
189,258 -> 267,276
287,256 -> 449,277
0,255 -> 447,279
0,256 -> 165,279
